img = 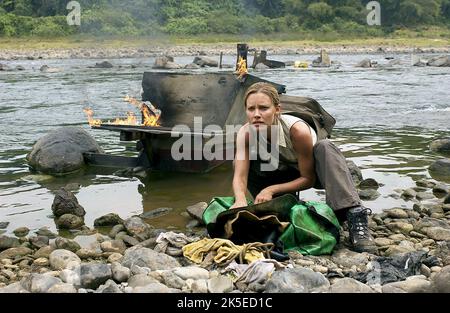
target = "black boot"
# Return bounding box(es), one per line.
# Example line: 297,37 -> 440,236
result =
347,206 -> 377,254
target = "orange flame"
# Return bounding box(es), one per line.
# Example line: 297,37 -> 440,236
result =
124,96 -> 161,127
83,108 -> 102,126
235,56 -> 248,79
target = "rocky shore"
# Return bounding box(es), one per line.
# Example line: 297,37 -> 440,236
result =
1,43 -> 450,61
1,172 -> 449,293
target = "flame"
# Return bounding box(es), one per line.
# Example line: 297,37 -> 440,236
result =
124,95 -> 161,127
83,107 -> 102,126
110,111 -> 138,125
235,56 -> 248,79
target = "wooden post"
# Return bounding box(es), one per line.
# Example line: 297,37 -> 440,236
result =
236,43 -> 248,70
219,52 -> 223,69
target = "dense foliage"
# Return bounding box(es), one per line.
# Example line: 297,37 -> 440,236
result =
0,0 -> 449,37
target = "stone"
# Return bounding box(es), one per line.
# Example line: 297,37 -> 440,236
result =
191,279 -> 208,293
80,263 -> 112,290
73,234 -> 102,252
35,228 -> 57,239
26,127 -> 103,175
127,274 -> 158,288
427,56 -> 450,67
433,184 -> 449,196
358,189 -> 380,200
118,235 -> 140,247
431,265 -> 450,292
139,208 -> 172,219
312,49 -> 331,67
55,237 -> 81,253
0,236 -> 20,250
416,180 -> 436,188
56,214 -> 85,229
20,273 -> 62,293
33,258 -> 50,267
49,249 -> 81,270
374,238 -> 394,247
444,194 -> 450,204
94,213 -> 123,227
193,56 -> 218,67
109,224 -> 125,238
47,283 -> 77,293
416,192 -> 435,201
132,282 -> 173,293
76,248 -> 101,259
0,247 -> 32,260
59,268 -> 80,286
186,202 -> 207,223
111,262 -> 130,283
123,217 -> 153,241
184,63 -> 200,69
359,178 -> 380,189
34,246 -> 55,259
207,276 -> 234,293
107,253 -> 123,263
429,159 -> 450,176
386,222 -> 414,235
161,271 -> 186,290
0,282 -> 29,293
329,277 -> 376,293
346,160 -> 363,185
355,59 -> 373,68
414,217 -> 450,232
173,266 -> 209,281
29,236 -> 49,249
385,208 -> 409,219
402,189 -> 417,199
13,227 -> 30,237
95,279 -> 122,293
121,246 -> 180,270
382,275 -> 432,293
100,240 -> 127,254
265,268 -> 330,293
51,188 -> 86,217
331,249 -> 370,268
0,222 -> 9,230
93,61 -> 113,68
423,227 -> 450,241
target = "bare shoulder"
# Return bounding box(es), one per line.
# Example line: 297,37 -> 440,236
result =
290,121 -> 313,143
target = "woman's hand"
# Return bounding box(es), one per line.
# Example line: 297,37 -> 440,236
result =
230,199 -> 248,210
254,188 -> 274,204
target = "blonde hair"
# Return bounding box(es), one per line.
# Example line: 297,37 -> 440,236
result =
244,82 -> 280,107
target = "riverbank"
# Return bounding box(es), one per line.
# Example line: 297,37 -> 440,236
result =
1,175 -> 449,293
1,36 -> 450,60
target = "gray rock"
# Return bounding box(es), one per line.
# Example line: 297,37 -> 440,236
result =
164,61 -> 182,69
47,283 -> 77,293
329,278 -> 376,293
51,188 -> 86,217
385,208 -> 409,219
416,192 -> 435,201
139,207 -> 172,219
416,180 -> 436,188
382,275 -> 432,293
56,214 -> 85,229
374,238 -> 394,247
430,138 -> 450,153
59,268 -> 81,286
386,222 -> 414,235
111,262 -> 130,283
100,240 -> 127,254
445,194 -> 450,204
358,189 -> 380,200
29,236 -> 49,249
95,279 -> 122,293
193,56 -> 218,67
433,184 -> 449,196
255,63 -> 270,70
21,273 -> 62,293
27,127 -> 103,175
402,188 -> 417,199
414,217 -> 450,232
0,222 -> 9,229
34,246 -> 55,258
312,49 -> 331,67
94,213 -> 123,227
13,227 -> 30,237
173,266 -> 209,280
186,202 -> 207,223
153,56 -> 174,69
265,268 -> 330,293
118,235 -> 140,247
109,224 -> 125,238
191,279 -> 208,293
73,234 -> 102,252
35,228 -> 57,239
207,276 -> 234,293
0,282 -> 29,293
431,265 -> 450,292
122,246 -> 180,270
184,63 -> 200,69
49,249 -> 81,270
0,236 -> 20,250
427,55 -> 450,67
355,59 -> 373,68
132,282 -> 173,293
423,227 -> 450,241
331,249 -> 370,268
359,178 -> 380,189
80,263 -> 112,289
93,61 -> 113,68
107,253 -> 123,263
429,159 -> 450,176
161,271 -> 186,289
0,247 -> 33,260
55,237 -> 81,253
127,274 -> 158,288
123,217 -> 153,241
76,248 -> 102,259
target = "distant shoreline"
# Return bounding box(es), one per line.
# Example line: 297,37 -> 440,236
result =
0,37 -> 449,60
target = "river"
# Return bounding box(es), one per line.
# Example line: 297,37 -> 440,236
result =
0,53 -> 449,235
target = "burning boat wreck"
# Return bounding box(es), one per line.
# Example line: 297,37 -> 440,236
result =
84,52 -> 335,173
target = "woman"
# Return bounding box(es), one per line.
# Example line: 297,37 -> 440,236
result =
231,82 -> 376,253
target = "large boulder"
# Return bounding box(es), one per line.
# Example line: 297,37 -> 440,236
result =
430,138 -> 450,153
51,188 -> 86,217
429,159 -> 450,176
26,127 -> 103,175
427,55 -> 450,67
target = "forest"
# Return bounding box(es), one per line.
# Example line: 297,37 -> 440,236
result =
0,0 -> 449,37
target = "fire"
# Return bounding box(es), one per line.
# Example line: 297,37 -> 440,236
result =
111,112 -> 138,125
124,96 -> 161,127
235,56 -> 248,79
83,108 -> 102,127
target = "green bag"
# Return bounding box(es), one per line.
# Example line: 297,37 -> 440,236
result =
279,201 -> 341,255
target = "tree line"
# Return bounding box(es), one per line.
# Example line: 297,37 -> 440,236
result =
0,0 -> 449,37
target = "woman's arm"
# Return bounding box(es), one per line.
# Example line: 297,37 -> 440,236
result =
231,125 -> 250,209
254,122 -> 316,204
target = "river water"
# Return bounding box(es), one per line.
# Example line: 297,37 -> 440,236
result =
0,53 -> 449,235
